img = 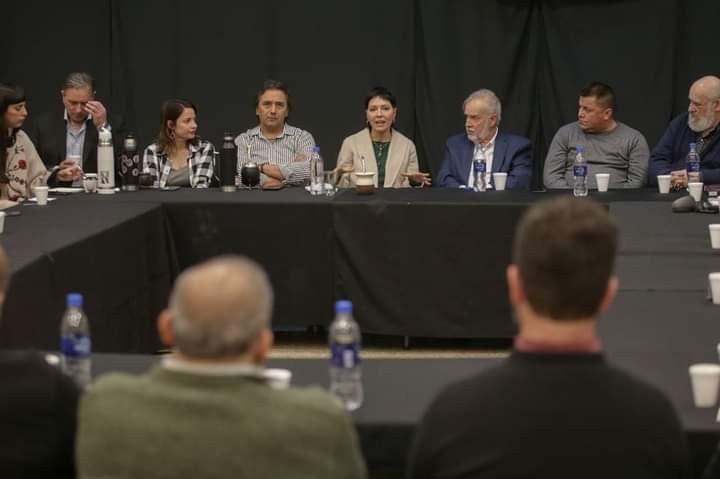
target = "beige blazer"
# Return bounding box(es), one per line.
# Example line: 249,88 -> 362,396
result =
2,130 -> 48,201
336,128 -> 419,188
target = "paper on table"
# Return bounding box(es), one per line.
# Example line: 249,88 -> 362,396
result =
49,187 -> 84,194
26,197 -> 57,203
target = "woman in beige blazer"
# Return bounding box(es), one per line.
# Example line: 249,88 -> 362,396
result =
336,87 -> 431,188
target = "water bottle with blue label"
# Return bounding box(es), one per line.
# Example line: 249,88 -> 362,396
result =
329,300 -> 363,410
60,293 -> 91,388
472,145 -> 487,192
687,142 -> 701,184
573,145 -> 588,197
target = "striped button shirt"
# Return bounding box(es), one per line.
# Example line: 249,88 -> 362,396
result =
142,139 -> 215,188
234,124 -> 315,185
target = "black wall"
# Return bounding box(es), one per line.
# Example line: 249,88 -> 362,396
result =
2,0 -> 718,187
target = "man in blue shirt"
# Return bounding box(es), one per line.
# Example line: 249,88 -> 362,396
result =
650,75 -> 720,188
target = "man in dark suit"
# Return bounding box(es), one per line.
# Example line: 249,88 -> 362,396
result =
437,89 -> 532,189
29,72 -> 122,183
0,245 -> 80,477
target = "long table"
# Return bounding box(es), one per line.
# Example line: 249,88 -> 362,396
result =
0,187 -> 714,353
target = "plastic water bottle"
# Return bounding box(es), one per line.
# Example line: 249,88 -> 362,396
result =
329,300 -> 363,411
310,145 -> 324,195
687,142 -> 701,183
60,293 -> 91,388
573,145 -> 588,197
472,145 -> 487,192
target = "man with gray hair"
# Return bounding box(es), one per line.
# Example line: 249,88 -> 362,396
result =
650,75 -> 720,188
76,255 -> 367,479
29,72 -> 124,184
437,88 -> 532,189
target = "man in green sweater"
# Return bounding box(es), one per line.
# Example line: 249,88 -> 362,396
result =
76,255 -> 367,479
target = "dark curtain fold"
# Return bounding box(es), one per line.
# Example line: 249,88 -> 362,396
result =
0,0 -> 718,187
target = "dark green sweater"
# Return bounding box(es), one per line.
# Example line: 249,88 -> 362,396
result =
77,366 -> 366,479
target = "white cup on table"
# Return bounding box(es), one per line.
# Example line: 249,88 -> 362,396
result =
709,224 -> 720,249
33,186 -> 49,206
688,182 -> 704,202
595,173 -> 610,192
492,172 -> 508,191
657,175 -> 671,194
689,363 -> 720,407
0,211 -> 5,234
264,368 -> 292,390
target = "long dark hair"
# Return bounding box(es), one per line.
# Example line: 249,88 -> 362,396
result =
155,99 -> 199,153
0,83 -> 26,184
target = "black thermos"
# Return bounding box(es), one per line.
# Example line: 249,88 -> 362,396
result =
220,132 -> 237,192
120,133 -> 139,191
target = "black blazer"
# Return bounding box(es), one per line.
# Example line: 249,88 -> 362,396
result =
29,111 -> 125,174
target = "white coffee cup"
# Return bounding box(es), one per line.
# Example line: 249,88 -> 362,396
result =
33,186 -> 49,206
709,225 -> 720,249
264,368 -> 292,390
657,175 -> 671,194
595,173 -> 610,192
709,273 -> 720,304
689,363 -> 720,407
0,211 -> 6,234
689,182 -> 704,202
492,172 -> 508,191
83,173 -> 98,193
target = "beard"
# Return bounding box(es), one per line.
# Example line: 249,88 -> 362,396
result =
688,113 -> 714,133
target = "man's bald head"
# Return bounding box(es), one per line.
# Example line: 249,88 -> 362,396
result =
169,256 -> 273,359
688,76 -> 720,134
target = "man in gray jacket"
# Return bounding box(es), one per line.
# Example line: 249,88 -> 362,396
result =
543,82 -> 649,189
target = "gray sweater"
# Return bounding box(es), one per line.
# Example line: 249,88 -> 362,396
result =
543,122 -> 649,189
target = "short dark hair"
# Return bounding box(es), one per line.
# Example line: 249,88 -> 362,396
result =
364,86 -> 397,109
513,196 -> 618,320
155,99 -> 199,153
255,79 -> 291,114
580,81 -> 616,111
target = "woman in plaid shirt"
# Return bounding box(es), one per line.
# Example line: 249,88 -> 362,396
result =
143,99 -> 215,188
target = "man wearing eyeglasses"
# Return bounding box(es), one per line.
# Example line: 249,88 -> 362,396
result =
29,72 -> 123,185
650,75 -> 720,189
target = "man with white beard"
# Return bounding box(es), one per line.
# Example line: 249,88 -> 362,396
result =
650,75 -> 720,188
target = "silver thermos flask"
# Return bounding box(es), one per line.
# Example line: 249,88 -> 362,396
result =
97,128 -> 115,195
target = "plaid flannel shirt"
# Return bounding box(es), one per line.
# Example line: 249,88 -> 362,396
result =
143,140 -> 215,188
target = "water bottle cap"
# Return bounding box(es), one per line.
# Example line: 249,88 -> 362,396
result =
690,142 -> 697,150
313,145 -> 320,153
576,145 -> 584,153
66,293 -> 83,307
335,300 -> 353,313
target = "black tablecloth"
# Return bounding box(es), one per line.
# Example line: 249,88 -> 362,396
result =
0,188 -> 714,352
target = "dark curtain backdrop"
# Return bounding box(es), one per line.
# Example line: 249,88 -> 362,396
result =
2,0 -> 718,188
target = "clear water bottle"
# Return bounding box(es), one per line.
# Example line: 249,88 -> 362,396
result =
310,146 -> 324,195
329,300 -> 363,411
573,145 -> 588,197
60,293 -> 91,388
687,142 -> 701,183
472,145 -> 487,192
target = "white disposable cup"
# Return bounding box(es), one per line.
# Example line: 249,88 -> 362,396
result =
492,172 -> 508,191
264,368 -> 292,390
709,225 -> 720,249
33,186 -> 49,206
709,273 -> 720,304
689,363 -> 720,407
83,174 -> 98,193
0,211 -> 5,234
657,175 -> 671,194
689,182 -> 704,202
595,173 -> 610,192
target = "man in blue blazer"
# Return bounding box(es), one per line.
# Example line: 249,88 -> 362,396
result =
438,89 -> 532,189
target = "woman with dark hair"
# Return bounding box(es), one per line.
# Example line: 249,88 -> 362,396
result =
142,99 -> 215,188
336,86 -> 431,188
0,83 -> 78,200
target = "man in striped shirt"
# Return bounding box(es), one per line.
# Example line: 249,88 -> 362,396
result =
235,80 -> 316,188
